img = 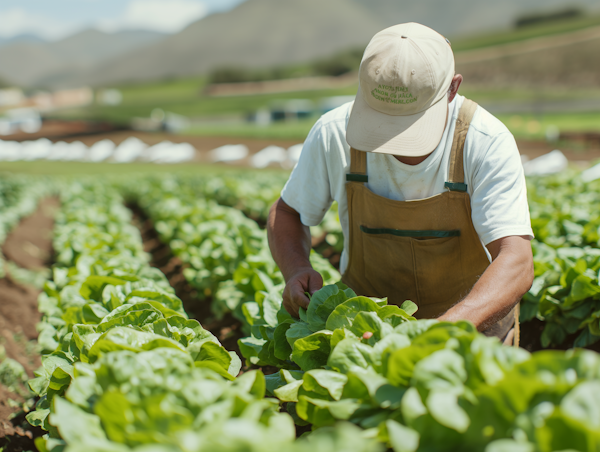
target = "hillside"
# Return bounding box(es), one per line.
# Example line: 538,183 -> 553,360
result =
0,30 -> 165,88
0,43 -> 66,87
0,34 -> 45,48
50,0 -> 382,88
352,0 -> 600,36
43,29 -> 166,65
50,0 -> 600,89
3,0 -> 600,89
457,26 -> 600,86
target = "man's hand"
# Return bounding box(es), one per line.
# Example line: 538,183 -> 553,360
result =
267,197 -> 322,318
283,267 -> 323,318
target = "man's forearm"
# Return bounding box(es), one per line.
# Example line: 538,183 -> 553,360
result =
267,197 -> 313,281
438,236 -> 534,331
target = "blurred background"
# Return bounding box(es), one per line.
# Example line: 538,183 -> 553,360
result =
1,0 -> 600,171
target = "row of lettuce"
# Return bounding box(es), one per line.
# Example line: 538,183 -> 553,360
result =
29,181 -> 382,452
18,170 -> 600,451
127,171 -> 600,349
124,175 -> 600,451
524,173 -> 600,348
125,176 -> 341,333
241,283 -> 600,452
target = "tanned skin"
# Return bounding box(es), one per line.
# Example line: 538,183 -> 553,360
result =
267,74 -> 534,329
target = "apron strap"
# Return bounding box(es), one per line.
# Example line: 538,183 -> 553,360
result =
445,99 -> 478,193
347,147 -> 368,183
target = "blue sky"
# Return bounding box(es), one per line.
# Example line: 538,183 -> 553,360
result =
0,0 -> 245,40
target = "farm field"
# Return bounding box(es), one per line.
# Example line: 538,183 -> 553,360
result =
1,162 -> 600,452
2,10 -> 600,452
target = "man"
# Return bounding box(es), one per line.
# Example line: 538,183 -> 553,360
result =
267,23 -> 534,343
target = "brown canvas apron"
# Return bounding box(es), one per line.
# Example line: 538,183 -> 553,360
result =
341,99 -> 518,342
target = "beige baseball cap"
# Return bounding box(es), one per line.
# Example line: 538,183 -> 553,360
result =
347,23 -> 455,156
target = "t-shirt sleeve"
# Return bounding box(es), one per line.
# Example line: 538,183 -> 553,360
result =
281,119 -> 334,227
469,130 -> 534,246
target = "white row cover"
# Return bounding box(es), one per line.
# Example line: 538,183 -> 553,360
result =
0,138 -> 588,179
522,150 -> 568,176
582,162 -> 600,183
0,137 -> 197,164
209,143 -> 304,169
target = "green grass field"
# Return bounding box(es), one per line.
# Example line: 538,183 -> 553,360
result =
185,118 -> 317,140
52,81 -> 359,126
51,80 -> 600,141
497,112 -> 600,140
183,111 -> 600,141
0,160 -> 287,176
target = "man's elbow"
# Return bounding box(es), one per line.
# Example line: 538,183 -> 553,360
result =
267,198 -> 279,230
268,197 -> 300,231
519,247 -> 535,297
496,235 -> 534,298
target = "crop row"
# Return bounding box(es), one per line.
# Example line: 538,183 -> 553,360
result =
127,171 -> 600,349
119,174 -> 600,451
27,181 -> 380,452
187,170 -> 600,349
242,281 -> 600,451
126,176 -> 341,332
524,173 -> 600,347
13,169 -> 600,451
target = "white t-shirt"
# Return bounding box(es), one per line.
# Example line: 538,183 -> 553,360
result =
281,94 -> 534,274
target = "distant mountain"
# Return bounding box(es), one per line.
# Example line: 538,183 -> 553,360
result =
0,29 -> 166,87
2,0 -> 600,89
45,29 -> 166,65
52,0 -> 382,88
0,34 -> 45,48
351,0 -> 600,37
54,0 -> 600,89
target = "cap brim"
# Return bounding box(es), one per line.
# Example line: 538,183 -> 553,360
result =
346,86 -> 448,157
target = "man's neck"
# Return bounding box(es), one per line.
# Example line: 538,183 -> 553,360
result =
393,154 -> 432,165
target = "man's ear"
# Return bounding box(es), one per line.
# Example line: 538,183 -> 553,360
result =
448,74 -> 463,103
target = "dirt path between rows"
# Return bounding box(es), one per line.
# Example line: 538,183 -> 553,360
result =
0,198 -> 58,451
128,204 -> 244,360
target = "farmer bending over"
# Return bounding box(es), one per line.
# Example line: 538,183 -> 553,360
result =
267,23 -> 534,344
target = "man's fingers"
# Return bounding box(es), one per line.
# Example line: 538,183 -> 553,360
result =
284,283 -> 308,318
283,298 -> 299,318
308,272 -> 324,295
292,286 -> 310,310
283,270 -> 323,318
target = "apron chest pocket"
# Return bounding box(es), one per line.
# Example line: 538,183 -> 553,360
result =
360,226 -> 465,318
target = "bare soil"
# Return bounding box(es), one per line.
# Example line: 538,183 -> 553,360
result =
519,318 -> 600,353
8,120 -> 125,144
128,203 -> 244,359
0,199 -> 57,450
